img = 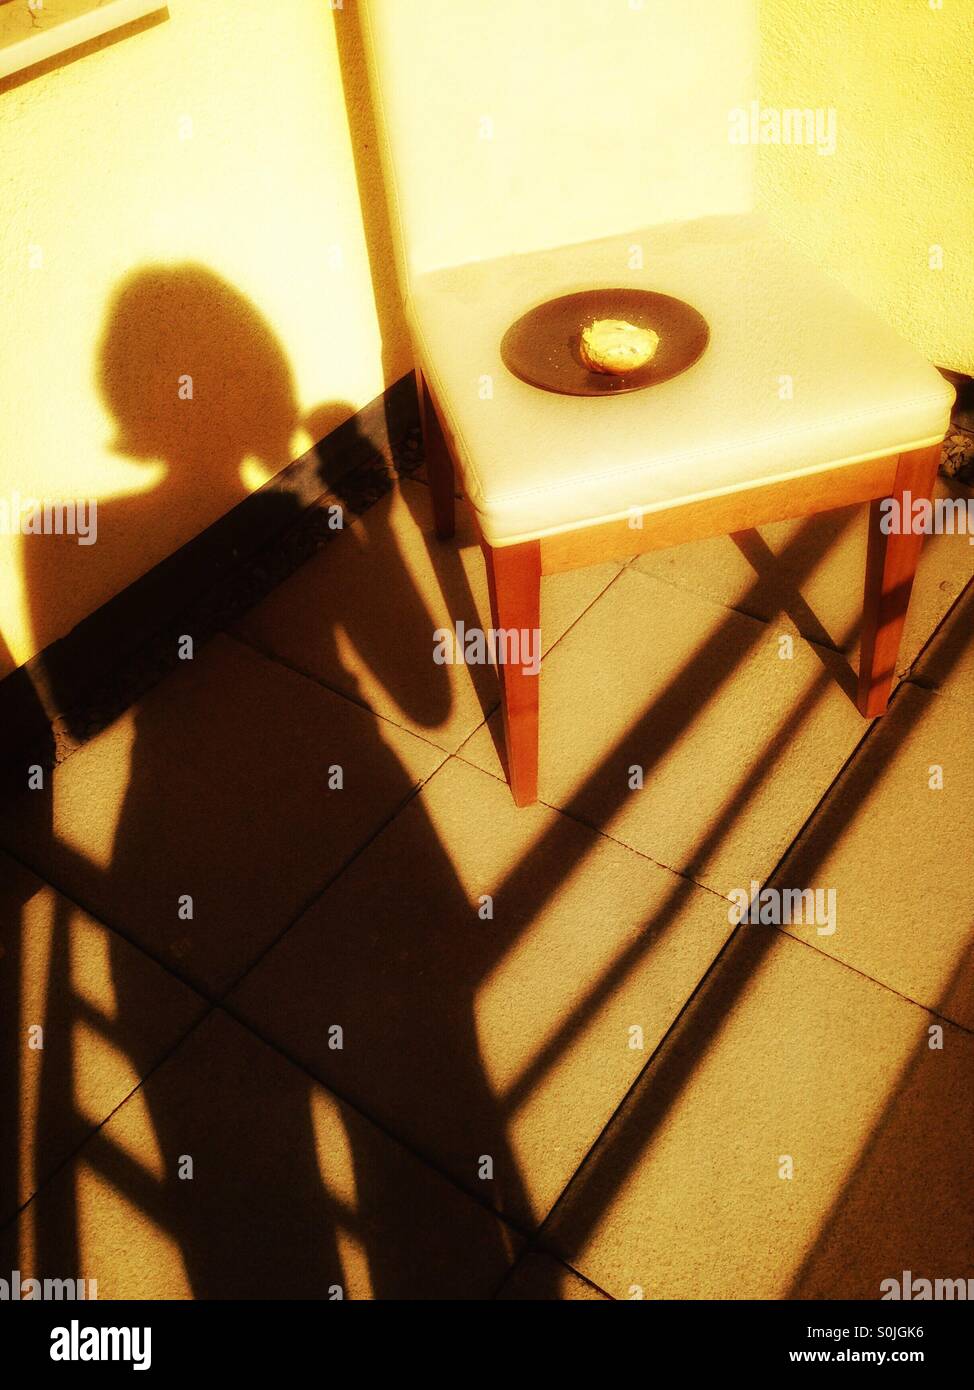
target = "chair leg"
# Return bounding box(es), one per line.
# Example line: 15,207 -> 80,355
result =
415,369 -> 455,540
858,443 -> 942,718
481,539 -> 541,807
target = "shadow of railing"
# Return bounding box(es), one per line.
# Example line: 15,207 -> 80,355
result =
523,578 -> 972,1289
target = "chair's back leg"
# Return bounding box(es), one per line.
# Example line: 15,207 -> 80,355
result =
415,369 -> 456,540
481,539 -> 541,807
858,443 -> 942,718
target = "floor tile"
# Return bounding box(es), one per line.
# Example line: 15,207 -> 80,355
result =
230,756 -> 733,1228
0,851 -> 204,1224
460,568 -> 866,896
773,683 -> 974,1030
546,931 -> 974,1300
232,480 -> 621,752
0,635 -> 445,995
633,478 -> 973,675
496,1250 -> 609,1300
13,1009 -> 519,1300
912,580 -> 974,705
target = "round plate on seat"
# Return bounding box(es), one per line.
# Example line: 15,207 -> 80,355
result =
500,288 -> 709,397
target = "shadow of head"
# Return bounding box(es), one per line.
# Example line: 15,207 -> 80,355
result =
97,264 -> 299,478
97,265 -> 453,731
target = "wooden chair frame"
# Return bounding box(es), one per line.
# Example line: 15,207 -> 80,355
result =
417,368 -> 943,808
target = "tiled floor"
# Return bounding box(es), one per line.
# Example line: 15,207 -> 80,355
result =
2,454 -> 972,1300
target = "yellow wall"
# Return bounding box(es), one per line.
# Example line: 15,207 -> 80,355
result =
0,0 -> 411,678
1,0 -> 969,678
758,0 -> 973,378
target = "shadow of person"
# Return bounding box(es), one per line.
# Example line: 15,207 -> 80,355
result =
18,265 -> 540,1297
0,627 -> 33,1271
22,265 -> 315,698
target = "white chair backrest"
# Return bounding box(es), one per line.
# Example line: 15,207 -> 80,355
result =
360,0 -> 757,283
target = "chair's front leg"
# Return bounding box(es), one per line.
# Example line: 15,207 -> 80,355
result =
415,369 -> 456,540
481,539 -> 541,807
858,443 -> 942,718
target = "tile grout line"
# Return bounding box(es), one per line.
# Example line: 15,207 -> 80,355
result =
462,739 -> 926,927
0,1002 -> 217,1239
624,528 -> 974,684
0,841 -> 220,1006
5,873 -> 536,1263
220,627 -> 465,760
214,994 -> 537,1250
539,560 -> 631,655
622,563 -> 845,658
4,991 -> 533,1267
449,738 -> 733,903
228,510 -> 631,766
767,926 -> 974,1038
1,752 -> 449,1018
214,761 -> 445,997
490,1245 -> 614,1300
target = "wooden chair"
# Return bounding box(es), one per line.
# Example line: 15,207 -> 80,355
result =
360,0 -> 954,806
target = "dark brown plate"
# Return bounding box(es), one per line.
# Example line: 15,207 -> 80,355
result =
500,288 -> 709,396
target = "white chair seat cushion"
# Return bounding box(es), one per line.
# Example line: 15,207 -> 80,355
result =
408,215 -> 954,548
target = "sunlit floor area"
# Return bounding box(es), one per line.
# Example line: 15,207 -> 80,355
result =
2,427 -> 972,1301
